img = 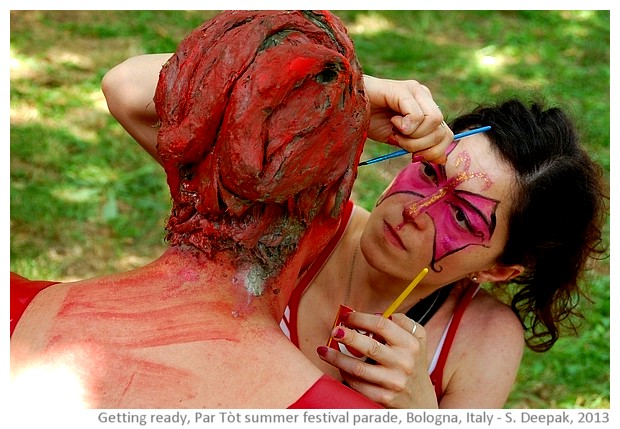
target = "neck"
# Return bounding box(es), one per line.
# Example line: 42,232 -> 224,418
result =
150,246 -> 300,324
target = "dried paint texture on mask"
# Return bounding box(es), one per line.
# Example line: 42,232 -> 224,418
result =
379,150 -> 499,271
154,11 -> 369,286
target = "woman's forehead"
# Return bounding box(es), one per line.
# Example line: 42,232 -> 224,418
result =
445,134 -> 512,195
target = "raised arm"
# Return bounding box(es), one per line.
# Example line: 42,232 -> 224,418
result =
102,55 -> 453,165
101,54 -> 171,164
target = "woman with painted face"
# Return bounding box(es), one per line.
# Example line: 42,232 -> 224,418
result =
305,100 -> 606,408
99,36 -> 606,410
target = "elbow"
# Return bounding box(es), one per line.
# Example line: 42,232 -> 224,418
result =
101,64 -> 125,120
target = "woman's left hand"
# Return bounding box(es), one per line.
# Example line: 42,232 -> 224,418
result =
318,312 -> 439,409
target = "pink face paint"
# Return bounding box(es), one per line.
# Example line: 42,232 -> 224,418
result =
378,150 -> 499,271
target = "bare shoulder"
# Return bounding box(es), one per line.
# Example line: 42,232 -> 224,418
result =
12,281 -> 73,342
10,280 -> 78,375
439,287 -> 525,407
446,287 -> 525,377
463,288 -> 523,341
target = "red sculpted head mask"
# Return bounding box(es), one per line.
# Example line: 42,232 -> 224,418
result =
154,11 -> 369,284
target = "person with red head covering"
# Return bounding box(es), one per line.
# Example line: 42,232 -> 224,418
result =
10,10 -> 381,409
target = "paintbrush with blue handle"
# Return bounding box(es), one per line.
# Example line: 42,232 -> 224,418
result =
359,125 -> 492,166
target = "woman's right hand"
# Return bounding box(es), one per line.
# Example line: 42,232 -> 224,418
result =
318,311 -> 439,409
363,75 -> 454,164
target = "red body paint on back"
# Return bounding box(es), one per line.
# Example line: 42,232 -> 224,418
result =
54,271 -> 241,349
38,264 -> 239,406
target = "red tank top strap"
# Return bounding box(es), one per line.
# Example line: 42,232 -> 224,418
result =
429,282 -> 480,400
10,271 -> 60,337
286,200 -> 354,347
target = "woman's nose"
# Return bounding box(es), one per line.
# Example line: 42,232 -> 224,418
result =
400,199 -> 431,231
402,183 -> 449,225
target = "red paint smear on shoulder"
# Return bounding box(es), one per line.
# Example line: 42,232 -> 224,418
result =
54,278 -> 240,349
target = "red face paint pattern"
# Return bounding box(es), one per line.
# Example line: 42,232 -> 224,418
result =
378,150 -> 499,271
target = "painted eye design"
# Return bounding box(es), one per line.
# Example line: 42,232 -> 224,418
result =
449,203 -> 472,232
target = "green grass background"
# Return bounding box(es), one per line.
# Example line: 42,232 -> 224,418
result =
10,10 -> 610,408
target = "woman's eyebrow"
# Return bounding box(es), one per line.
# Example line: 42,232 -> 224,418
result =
445,126 -> 492,157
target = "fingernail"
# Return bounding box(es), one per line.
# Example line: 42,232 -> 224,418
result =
332,328 -> 345,339
412,154 -> 425,163
317,346 -> 329,357
402,117 -> 413,133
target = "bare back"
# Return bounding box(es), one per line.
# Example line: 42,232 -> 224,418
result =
10,263 -> 323,408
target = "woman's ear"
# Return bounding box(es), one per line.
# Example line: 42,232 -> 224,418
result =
475,263 -> 525,283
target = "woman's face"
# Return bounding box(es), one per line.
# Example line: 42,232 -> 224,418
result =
361,133 -> 515,288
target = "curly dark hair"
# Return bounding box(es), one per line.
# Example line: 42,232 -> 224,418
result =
450,98 -> 608,352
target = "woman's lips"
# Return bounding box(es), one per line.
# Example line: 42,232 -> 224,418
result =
383,221 -> 406,250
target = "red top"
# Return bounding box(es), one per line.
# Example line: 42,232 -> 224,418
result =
10,272 -> 59,337
289,375 -> 382,408
429,282 -> 479,400
281,200 -> 355,347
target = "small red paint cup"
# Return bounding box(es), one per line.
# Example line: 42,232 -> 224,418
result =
326,304 -> 372,360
